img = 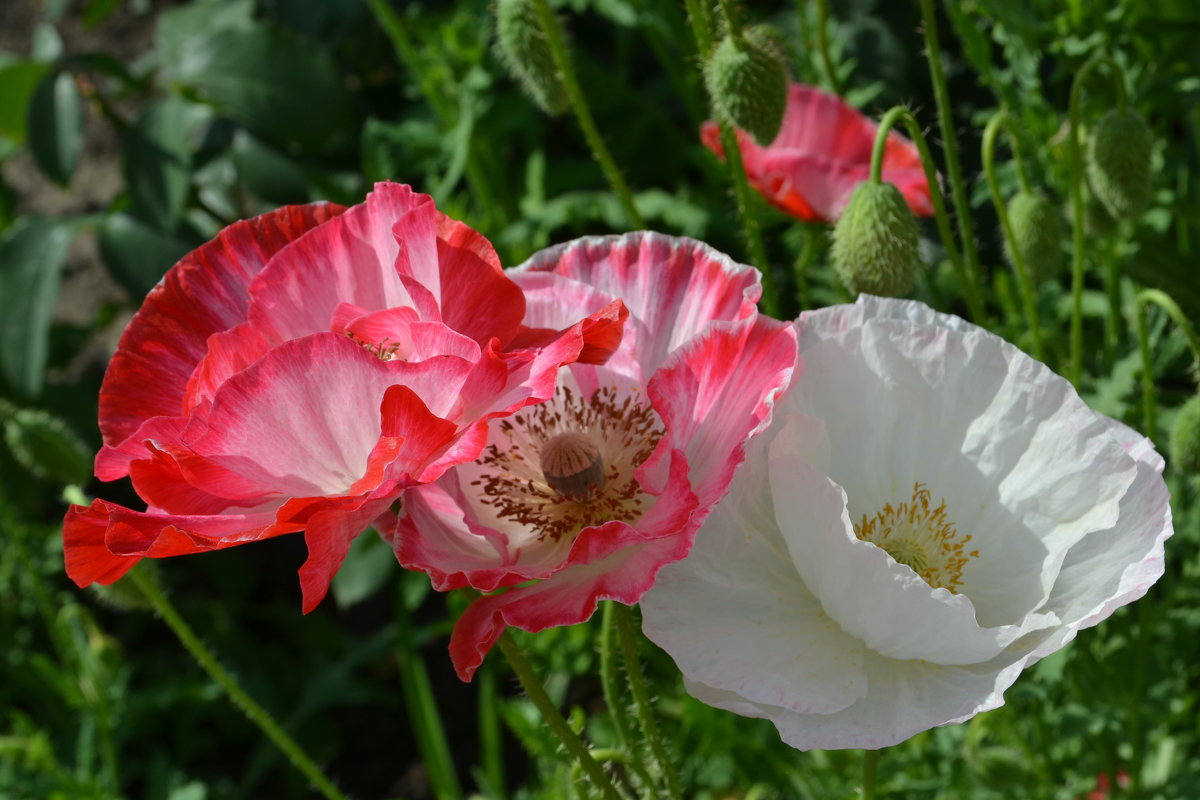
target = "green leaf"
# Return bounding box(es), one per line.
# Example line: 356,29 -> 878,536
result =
98,212 -> 193,298
155,0 -> 254,58
2,408 -> 92,486
27,71 -> 85,185
168,24 -> 353,151
330,530 -> 397,610
0,218 -> 74,398
123,96 -> 201,232
231,129 -> 309,204
0,61 -> 51,144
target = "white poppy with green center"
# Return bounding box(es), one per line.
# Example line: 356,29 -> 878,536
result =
641,295 -> 1172,750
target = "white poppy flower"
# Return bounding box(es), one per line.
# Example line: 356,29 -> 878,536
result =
640,295 -> 1172,750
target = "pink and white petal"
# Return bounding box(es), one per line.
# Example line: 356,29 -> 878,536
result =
246,183 -> 425,341
297,495 -> 396,613
507,274 -> 636,376
431,219 -> 526,346
96,203 -> 344,477
649,313 -> 797,507
181,321 -> 275,413
642,484 -> 867,715
517,232 -> 762,376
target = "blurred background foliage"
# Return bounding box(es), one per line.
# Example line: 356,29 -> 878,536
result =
1,0 -> 1199,797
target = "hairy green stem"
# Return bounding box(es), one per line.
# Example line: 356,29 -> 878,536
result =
1135,288 -> 1200,438
599,602 -> 634,747
716,0 -> 744,40
681,0 -> 714,55
496,633 -> 624,800
614,604 -> 682,800
130,569 -> 349,800
794,222 -> 820,311
1067,55 -> 1129,385
719,121 -> 778,314
815,0 -> 844,95
530,0 -> 645,229
477,660 -> 507,798
862,749 -> 880,800
981,111 -> 1046,361
872,105 -> 985,320
917,0 -> 985,313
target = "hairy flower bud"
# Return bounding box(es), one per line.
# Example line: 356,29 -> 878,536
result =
1170,394 -> 1200,476
1004,190 -> 1061,282
494,0 -> 568,116
1086,109 -> 1154,220
831,181 -> 921,297
704,30 -> 789,146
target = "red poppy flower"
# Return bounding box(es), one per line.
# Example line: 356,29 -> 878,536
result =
701,83 -> 934,223
64,183 -> 625,611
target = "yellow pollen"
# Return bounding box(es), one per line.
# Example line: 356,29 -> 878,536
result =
853,482 -> 979,593
540,431 -> 605,500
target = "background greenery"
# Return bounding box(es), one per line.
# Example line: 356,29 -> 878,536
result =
1,0 -> 1198,797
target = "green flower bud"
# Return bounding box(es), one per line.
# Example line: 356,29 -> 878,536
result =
831,181 -> 921,297
1086,109 -> 1154,220
494,0 -> 568,116
1004,190 -> 1062,282
1170,394 -> 1200,476
704,29 -> 789,146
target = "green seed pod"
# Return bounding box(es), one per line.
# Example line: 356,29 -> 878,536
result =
1004,190 -> 1062,282
1170,394 -> 1200,476
1086,108 -> 1154,220
704,29 -> 789,146
831,181 -> 922,297
494,0 -> 568,116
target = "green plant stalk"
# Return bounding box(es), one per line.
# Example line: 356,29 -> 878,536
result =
580,747 -> 656,794
794,222 -> 820,311
129,569 -> 350,800
1137,288 -> 1200,362
614,604 -> 682,800
364,0 -> 502,224
719,121 -> 778,314
478,659 -> 507,799
496,632 -> 624,800
981,111 -> 1046,361
862,749 -> 880,800
871,106 -> 985,320
917,0 -> 985,314
1067,55 -> 1129,386
681,0 -> 714,55
716,0 -> 744,39
529,0 -> 645,230
600,601 -> 634,747
814,0 -> 844,96
1102,233 -> 1123,365
1134,299 -> 1156,461
396,591 -> 464,800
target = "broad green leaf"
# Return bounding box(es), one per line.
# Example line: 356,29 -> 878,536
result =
170,24 -> 353,151
231,128 -> 309,204
98,212 -> 193,298
31,23 -> 63,63
81,0 -> 125,29
0,218 -> 73,398
2,407 -> 92,486
123,96 -> 201,232
330,530 -> 397,610
0,61 -> 51,144
155,0 -> 254,59
27,71 -> 85,185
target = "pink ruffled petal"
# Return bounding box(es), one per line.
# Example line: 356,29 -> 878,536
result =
96,203 -> 345,479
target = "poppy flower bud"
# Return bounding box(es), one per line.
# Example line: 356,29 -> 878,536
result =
494,0 -> 568,116
1170,394 -> 1200,475
1086,109 -> 1154,220
831,181 -> 921,297
704,29 -> 789,146
1004,189 -> 1061,282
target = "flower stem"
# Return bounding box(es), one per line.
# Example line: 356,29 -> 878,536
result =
872,105 -> 985,321
917,0 -> 985,314
794,222 -> 820,311
496,632 -> 624,800
718,121 -> 778,315
981,110 -> 1046,361
814,0 -> 844,96
681,0 -> 714,55
129,569 -> 349,800
862,749 -> 880,800
614,604 -> 682,800
1134,287 -> 1200,438
1067,55 -> 1129,386
600,601 -> 634,747
529,0 -> 645,230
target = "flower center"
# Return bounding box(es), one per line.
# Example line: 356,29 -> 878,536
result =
346,331 -> 403,361
469,383 -> 662,543
853,482 -> 978,593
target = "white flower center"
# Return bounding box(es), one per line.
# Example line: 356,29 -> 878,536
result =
470,383 -> 662,542
853,482 -> 978,593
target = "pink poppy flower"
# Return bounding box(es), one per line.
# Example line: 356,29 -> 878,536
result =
701,83 -> 934,223
64,182 -> 626,612
383,232 -> 798,680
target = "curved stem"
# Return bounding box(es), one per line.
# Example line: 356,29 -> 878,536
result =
530,0 -> 645,230
1067,55 -> 1131,385
1135,299 -> 1156,442
917,0 -> 985,314
1137,288 -> 1200,362
873,105 -> 985,321
129,570 -> 349,800
862,749 -> 880,800
614,604 -> 683,800
496,632 -> 624,800
982,110 -> 1046,361
718,121 -> 777,314
815,0 -> 844,96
